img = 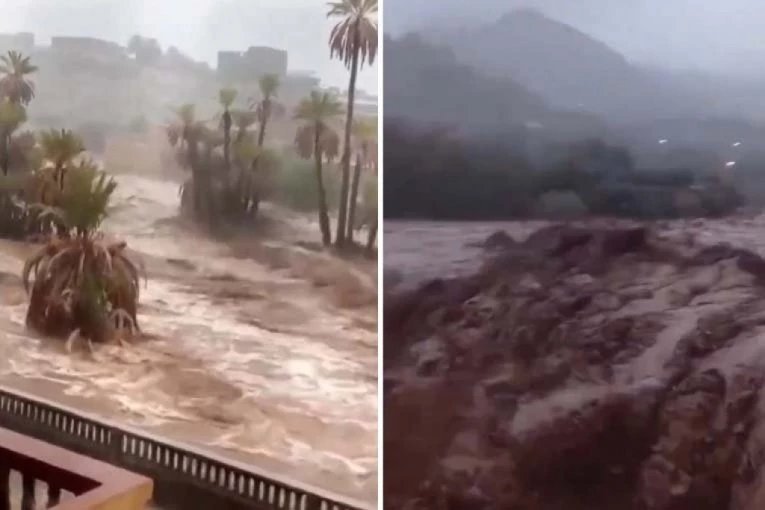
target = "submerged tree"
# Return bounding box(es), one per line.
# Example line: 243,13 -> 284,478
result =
294,90 -> 343,246
22,162 -> 142,351
167,103 -> 212,222
327,0 -> 378,248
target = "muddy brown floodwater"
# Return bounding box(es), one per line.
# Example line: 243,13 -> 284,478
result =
0,174 -> 378,503
384,217 -> 765,510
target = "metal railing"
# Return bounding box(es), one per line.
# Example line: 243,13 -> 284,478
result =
0,386 -> 374,510
0,425 -> 152,510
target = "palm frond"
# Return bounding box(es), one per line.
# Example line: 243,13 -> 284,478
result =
219,88 -> 238,108
327,0 -> 378,68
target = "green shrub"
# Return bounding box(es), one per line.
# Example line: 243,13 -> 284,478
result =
271,155 -> 341,212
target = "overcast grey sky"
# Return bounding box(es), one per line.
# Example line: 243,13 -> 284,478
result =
384,0 -> 765,76
0,0 -> 378,92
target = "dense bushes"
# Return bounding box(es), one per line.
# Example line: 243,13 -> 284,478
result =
384,119 -> 742,220
384,120 -> 537,220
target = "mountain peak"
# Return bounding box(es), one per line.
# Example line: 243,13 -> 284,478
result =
499,6 -> 550,22
495,7 -> 596,40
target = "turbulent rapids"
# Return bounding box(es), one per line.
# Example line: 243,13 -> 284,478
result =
0,173 -> 378,502
384,218 -> 765,510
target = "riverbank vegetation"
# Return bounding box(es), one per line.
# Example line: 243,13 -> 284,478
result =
384,119 -> 742,221
0,51 -> 143,351
162,0 -> 378,252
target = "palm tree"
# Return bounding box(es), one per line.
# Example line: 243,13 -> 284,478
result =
252,74 -> 284,148
249,75 -> 284,205
22,162 -> 142,351
218,88 -> 237,172
38,129 -> 85,188
232,109 -> 258,143
0,51 -> 37,105
0,99 -> 27,175
294,90 -> 343,246
168,104 -> 207,217
346,116 -> 376,241
327,0 -> 378,248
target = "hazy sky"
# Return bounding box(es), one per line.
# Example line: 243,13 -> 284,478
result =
0,0 -> 378,92
384,0 -> 765,76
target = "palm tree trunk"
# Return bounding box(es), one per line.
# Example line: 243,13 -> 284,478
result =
334,25 -> 361,249
56,161 -> 65,190
366,219 -> 377,254
257,104 -> 270,147
346,154 -> 363,242
314,126 -> 332,246
0,131 -> 8,176
187,138 -> 203,217
203,146 -> 217,229
223,109 -> 231,172
245,107 -> 269,218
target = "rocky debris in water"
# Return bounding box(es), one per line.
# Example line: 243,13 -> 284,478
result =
384,224 -> 765,510
480,230 -> 519,251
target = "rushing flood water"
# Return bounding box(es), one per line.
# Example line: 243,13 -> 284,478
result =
384,215 -> 765,288
384,220 -> 548,290
0,174 -> 378,503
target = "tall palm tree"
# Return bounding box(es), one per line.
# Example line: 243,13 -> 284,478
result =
346,116 -> 376,241
218,88 -> 237,172
0,99 -> 27,175
294,90 -> 343,246
0,51 -> 37,105
327,0 -> 378,248
253,74 -> 284,148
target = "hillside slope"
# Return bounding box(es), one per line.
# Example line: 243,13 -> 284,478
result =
384,33 -> 605,138
428,8 -> 703,122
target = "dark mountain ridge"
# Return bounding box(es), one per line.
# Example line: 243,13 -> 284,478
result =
383,32 -> 606,141
424,8 -> 706,123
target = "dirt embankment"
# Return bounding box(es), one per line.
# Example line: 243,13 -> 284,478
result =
384,224 -> 765,510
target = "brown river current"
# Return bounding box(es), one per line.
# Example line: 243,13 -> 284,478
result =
384,217 -> 765,509
384,216 -> 765,288
0,174 -> 378,503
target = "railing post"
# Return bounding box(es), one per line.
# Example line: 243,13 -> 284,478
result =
110,428 -> 125,464
0,465 -> 9,510
20,474 -> 35,510
46,484 -> 61,508
304,494 -> 323,510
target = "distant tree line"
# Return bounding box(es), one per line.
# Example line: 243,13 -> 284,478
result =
384,119 -> 743,220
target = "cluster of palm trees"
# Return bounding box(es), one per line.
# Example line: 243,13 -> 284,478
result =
327,0 -> 378,252
279,0 -> 379,251
167,73 -> 285,230
292,90 -> 377,251
0,51 -> 142,352
167,0 -> 378,253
